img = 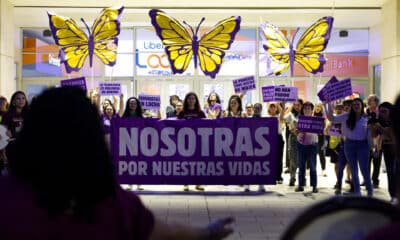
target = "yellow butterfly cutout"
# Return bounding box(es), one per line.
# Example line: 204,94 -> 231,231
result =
260,16 -> 334,76
48,6 -> 124,73
149,9 -> 241,79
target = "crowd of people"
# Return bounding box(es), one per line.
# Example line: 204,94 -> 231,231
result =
0,86 -> 399,239
0,89 -> 399,200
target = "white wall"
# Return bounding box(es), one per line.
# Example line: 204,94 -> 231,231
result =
0,0 -> 16,99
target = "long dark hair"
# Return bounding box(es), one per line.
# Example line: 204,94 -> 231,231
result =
183,92 -> 202,112
207,92 -> 221,105
292,99 -> 303,117
122,97 -> 143,118
8,91 -> 29,116
227,95 -> 243,114
378,101 -> 393,124
346,98 -> 365,130
9,87 -> 116,219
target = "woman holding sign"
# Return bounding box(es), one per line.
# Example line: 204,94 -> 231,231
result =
294,102 -> 319,193
325,98 -> 373,197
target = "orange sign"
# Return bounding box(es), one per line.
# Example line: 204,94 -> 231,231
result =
294,54 -> 369,77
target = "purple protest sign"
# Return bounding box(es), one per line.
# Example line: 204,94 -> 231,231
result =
138,94 -> 160,110
328,123 -> 342,136
262,85 -> 275,102
111,118 -> 278,185
60,77 -> 87,92
99,82 -> 121,96
262,85 -> 298,102
325,78 -> 352,102
233,76 -> 256,93
274,86 -> 298,102
318,76 -> 338,101
297,115 -> 325,134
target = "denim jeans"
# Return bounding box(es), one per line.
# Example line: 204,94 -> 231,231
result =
344,139 -> 372,196
297,143 -> 317,187
336,141 -> 347,188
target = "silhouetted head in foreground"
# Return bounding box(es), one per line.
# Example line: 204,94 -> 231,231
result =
9,87 -> 116,219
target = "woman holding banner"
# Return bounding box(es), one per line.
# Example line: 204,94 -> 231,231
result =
223,94 -> 249,191
122,96 -> 144,191
223,95 -> 247,118
325,98 -> 373,197
204,92 -> 222,119
178,92 -> 206,191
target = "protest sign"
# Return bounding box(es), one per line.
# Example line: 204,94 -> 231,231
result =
318,76 -> 338,101
233,76 -> 256,93
111,118 -> 278,185
262,85 -> 298,102
60,77 -> 87,92
138,94 -> 161,110
99,82 -> 121,96
297,116 -> 325,134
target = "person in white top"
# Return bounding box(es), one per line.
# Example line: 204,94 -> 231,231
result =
294,102 -> 319,193
280,99 -> 303,186
325,98 -> 373,197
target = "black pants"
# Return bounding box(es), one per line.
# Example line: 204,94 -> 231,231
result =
382,144 -> 397,198
317,135 -> 326,171
285,125 -> 290,168
276,134 -> 285,181
369,149 -> 382,185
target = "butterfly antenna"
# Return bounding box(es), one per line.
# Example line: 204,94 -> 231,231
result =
81,18 -> 91,34
292,27 -> 300,43
195,17 -> 205,36
182,21 -> 195,36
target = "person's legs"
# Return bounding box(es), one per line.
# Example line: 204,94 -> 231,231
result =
276,134 -> 284,182
296,143 -> 306,191
308,144 -> 318,191
344,140 -> 361,195
358,141 -> 373,196
371,149 -> 382,187
318,135 -> 326,172
289,133 -> 298,186
383,144 -> 397,198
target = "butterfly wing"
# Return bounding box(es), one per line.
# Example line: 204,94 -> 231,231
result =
48,12 -> 89,73
91,6 -> 124,67
294,16 -> 334,74
198,16 -> 241,78
149,9 -> 194,74
260,22 -> 291,76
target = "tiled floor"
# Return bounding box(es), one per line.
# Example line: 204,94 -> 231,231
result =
132,164 -> 391,240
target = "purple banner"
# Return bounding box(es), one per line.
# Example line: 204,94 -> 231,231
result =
111,118 -> 278,185
60,77 -> 87,92
297,116 -> 325,134
318,76 -> 338,101
262,85 -> 298,102
99,82 -> 121,96
233,76 -> 256,93
138,94 -> 161,110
